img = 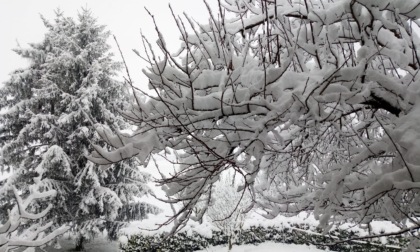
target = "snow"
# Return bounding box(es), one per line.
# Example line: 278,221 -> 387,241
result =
118,235 -> 129,246
120,174 -> 401,250
0,186 -> 70,251
35,236 -> 119,252
38,237 -> 326,252
196,242 -> 329,252
4,0 -> 420,250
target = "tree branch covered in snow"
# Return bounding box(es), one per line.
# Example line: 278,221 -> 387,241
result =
90,0 -> 420,244
0,186 -> 69,251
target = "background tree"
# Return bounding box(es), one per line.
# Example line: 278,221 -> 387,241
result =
0,9 -> 159,250
90,0 -> 420,247
206,172 -> 251,251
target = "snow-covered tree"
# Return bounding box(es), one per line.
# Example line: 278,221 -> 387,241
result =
206,172 -> 251,250
0,9 -> 159,250
90,0 -> 420,246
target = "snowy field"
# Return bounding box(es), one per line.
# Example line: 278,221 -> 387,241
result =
196,242 -> 328,252
35,237 -> 119,252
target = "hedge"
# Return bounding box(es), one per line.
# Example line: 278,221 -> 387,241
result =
121,223 -> 409,251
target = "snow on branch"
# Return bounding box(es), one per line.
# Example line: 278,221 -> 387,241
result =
91,0 -> 420,245
0,186 -> 70,251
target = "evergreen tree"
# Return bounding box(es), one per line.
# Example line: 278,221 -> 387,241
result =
0,9 -> 160,250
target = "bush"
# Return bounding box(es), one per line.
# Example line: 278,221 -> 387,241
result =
121,223 -> 408,251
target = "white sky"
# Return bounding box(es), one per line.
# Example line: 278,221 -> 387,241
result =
0,0 -> 217,90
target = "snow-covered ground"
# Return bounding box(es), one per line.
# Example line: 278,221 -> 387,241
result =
35,237 -> 119,252
196,242 -> 329,252
38,240 -> 326,252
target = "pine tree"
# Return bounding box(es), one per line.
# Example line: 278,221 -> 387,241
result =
0,9 -> 160,250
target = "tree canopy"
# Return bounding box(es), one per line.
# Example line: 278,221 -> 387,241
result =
91,0 -> 420,243
0,0 -> 419,249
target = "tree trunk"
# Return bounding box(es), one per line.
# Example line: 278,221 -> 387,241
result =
228,235 -> 233,251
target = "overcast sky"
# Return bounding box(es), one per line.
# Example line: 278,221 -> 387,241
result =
0,0 -> 217,90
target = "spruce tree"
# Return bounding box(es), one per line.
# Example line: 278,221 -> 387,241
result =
0,9 -> 159,250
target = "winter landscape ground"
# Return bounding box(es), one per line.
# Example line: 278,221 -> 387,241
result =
45,176 -> 401,251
